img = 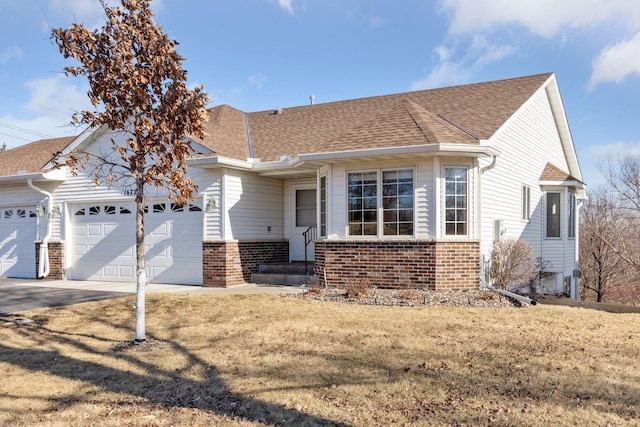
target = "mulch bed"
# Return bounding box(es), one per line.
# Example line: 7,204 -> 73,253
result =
292,287 -> 525,308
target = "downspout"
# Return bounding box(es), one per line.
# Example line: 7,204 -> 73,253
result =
27,179 -> 52,278
478,155 -> 498,287
486,283 -> 537,305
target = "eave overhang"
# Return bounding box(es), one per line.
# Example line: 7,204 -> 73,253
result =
0,168 -> 66,184
540,180 -> 587,199
188,143 -> 500,178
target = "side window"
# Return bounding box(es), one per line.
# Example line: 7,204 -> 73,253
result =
546,192 -> 561,238
444,167 -> 468,236
348,171 -> 378,236
568,192 -> 576,238
522,185 -> 531,221
320,175 -> 327,237
382,169 -> 414,235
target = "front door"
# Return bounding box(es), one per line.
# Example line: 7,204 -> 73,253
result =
290,185 -> 316,261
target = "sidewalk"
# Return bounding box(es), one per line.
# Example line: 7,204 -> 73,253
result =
0,277 -> 304,315
0,277 -> 304,295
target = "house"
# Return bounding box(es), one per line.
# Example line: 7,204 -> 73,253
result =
0,73 -> 585,296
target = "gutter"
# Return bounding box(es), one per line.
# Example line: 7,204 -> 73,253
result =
298,143 -> 501,162
0,168 -> 65,184
486,283 -> 537,306
188,143 -> 501,172
27,179 -> 52,278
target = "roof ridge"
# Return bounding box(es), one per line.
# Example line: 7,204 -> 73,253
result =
247,72 -> 554,114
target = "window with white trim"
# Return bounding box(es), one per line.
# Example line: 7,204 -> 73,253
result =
568,191 -> 576,238
444,167 -> 468,236
320,175 -> 327,237
347,168 -> 414,237
546,192 -> 561,238
522,185 -> 531,221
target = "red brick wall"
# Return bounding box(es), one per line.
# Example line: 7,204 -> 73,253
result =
35,241 -> 65,280
202,240 -> 288,287
433,241 -> 480,290
314,240 -> 479,290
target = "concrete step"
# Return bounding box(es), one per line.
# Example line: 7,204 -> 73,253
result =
251,272 -> 312,286
258,262 -> 314,275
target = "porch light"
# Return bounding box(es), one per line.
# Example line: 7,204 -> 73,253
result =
51,204 -> 61,217
205,196 -> 218,213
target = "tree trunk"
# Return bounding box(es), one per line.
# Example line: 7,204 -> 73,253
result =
134,168 -> 146,342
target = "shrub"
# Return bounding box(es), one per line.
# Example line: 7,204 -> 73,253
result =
343,278 -> 373,298
490,239 -> 535,291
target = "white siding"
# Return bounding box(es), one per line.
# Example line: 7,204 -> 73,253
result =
223,170 -> 284,240
480,86 -> 576,281
201,171 -> 223,240
329,168 -> 347,238
415,160 -> 433,238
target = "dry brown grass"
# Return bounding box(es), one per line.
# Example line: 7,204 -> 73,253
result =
1,293 -> 639,426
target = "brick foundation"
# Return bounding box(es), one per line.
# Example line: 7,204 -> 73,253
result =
202,240 -> 288,287
35,241 -> 65,280
314,240 -> 479,290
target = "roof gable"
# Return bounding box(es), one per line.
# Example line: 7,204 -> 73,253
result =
540,162 -> 583,183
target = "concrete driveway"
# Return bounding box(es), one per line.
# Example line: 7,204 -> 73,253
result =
0,277 -> 303,315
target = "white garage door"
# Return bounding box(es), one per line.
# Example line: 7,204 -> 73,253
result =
0,207 -> 37,278
70,201 -> 203,285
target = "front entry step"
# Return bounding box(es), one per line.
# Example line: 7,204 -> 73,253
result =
252,262 -> 314,286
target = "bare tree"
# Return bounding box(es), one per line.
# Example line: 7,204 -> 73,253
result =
598,156 -> 640,275
490,238 -> 535,291
52,0 -> 209,342
579,188 -> 628,302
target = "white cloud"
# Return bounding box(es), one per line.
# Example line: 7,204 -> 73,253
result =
23,75 -> 91,118
0,47 -> 22,64
277,0 -> 294,14
588,31 -> 640,90
438,0 -> 640,91
0,114 -> 81,150
47,0 -> 163,28
48,0 -> 107,26
369,16 -> 385,28
247,73 -> 268,90
0,76 -> 92,149
582,141 -> 640,186
440,0 -> 640,37
412,35 -> 514,90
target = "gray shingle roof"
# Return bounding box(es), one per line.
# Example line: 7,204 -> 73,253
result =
194,72 -> 552,162
1,73 -> 554,175
0,137 -> 74,177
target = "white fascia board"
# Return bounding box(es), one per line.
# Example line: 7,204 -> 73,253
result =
297,143 -> 500,162
540,179 -> 586,187
187,155 -> 253,170
0,168 -> 66,184
187,144 -> 500,173
545,78 -> 584,183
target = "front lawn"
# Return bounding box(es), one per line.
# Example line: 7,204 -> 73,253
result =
1,293 -> 638,426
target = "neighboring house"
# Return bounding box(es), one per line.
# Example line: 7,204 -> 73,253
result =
0,73 -> 585,296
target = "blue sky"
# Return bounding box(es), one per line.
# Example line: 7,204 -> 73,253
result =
1,0 -> 639,186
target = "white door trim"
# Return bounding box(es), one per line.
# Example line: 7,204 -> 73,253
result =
290,183 -> 317,262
